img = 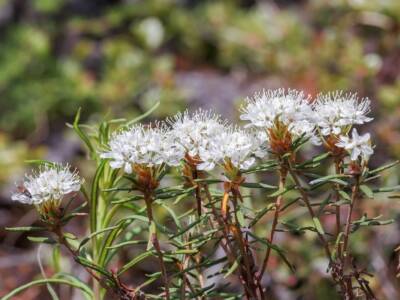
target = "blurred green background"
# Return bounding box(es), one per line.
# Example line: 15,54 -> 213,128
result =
1,0 -> 399,299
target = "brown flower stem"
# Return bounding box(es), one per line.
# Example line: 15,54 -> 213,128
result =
221,190 -> 230,220
177,256 -> 197,300
203,185 -> 259,299
342,178 -> 359,264
193,169 -> 203,217
203,185 -> 235,256
231,192 -> 259,299
236,190 -> 265,300
257,167 -> 287,283
144,193 -> 170,300
334,160 -> 343,240
287,162 -> 363,298
194,254 -> 205,299
287,163 -> 333,262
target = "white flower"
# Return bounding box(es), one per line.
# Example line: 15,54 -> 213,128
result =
219,127 -> 268,170
168,109 -> 227,171
240,88 -> 315,137
101,124 -> 184,173
11,164 -> 82,205
336,129 -> 374,161
313,91 -> 373,136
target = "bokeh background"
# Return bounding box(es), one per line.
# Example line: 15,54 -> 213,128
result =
1,0 -> 400,299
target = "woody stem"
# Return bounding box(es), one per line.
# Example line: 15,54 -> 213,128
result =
144,193 -> 170,300
257,166 -> 287,283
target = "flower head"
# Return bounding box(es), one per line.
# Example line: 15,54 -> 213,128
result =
313,91 -> 373,136
168,109 -> 227,171
101,123 -> 184,173
240,88 -> 315,136
335,129 -> 373,161
11,164 -> 82,206
219,127 -> 268,172
240,89 -> 315,154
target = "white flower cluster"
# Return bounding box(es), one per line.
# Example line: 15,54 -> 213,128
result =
12,164 -> 82,205
100,89 -> 374,174
100,124 -> 184,174
168,110 -> 227,170
218,127 -> 267,171
102,110 -> 267,173
313,91 -> 373,136
241,88 -> 374,161
240,89 -> 315,138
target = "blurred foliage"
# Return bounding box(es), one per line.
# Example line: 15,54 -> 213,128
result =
0,133 -> 45,186
0,0 -> 399,136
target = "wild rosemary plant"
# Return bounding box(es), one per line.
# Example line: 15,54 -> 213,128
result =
4,89 -> 398,300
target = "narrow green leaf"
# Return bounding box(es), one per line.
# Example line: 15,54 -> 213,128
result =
296,152 -> 330,169
24,160 -> 56,167
63,232 -> 77,240
249,204 -> 275,227
6,226 -> 46,232
267,185 -> 295,198
156,187 -> 196,200
118,251 -> 154,275
247,232 -> 295,272
79,225 -> 120,250
90,160 -> 107,234
368,161 -> 399,175
360,185 -> 373,198
243,161 -> 279,174
332,232 -> 344,261
27,236 -> 56,244
373,185 -> 400,193
193,178 -> 223,184
331,199 -> 351,206
224,257 -> 240,278
173,257 -> 227,277
147,221 -> 156,251
160,203 -> 181,229
52,246 -> 61,273
280,197 -> 301,212
338,190 -> 351,201
169,216 -> 206,239
240,182 -> 277,189
309,174 -> 348,186
74,256 -> 112,278
71,108 -> 96,157
134,274 -> 159,290
111,195 -> 143,204
317,195 -> 331,217
106,240 -> 147,250
174,249 -> 199,254
1,278 -> 94,300
312,217 -> 325,235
